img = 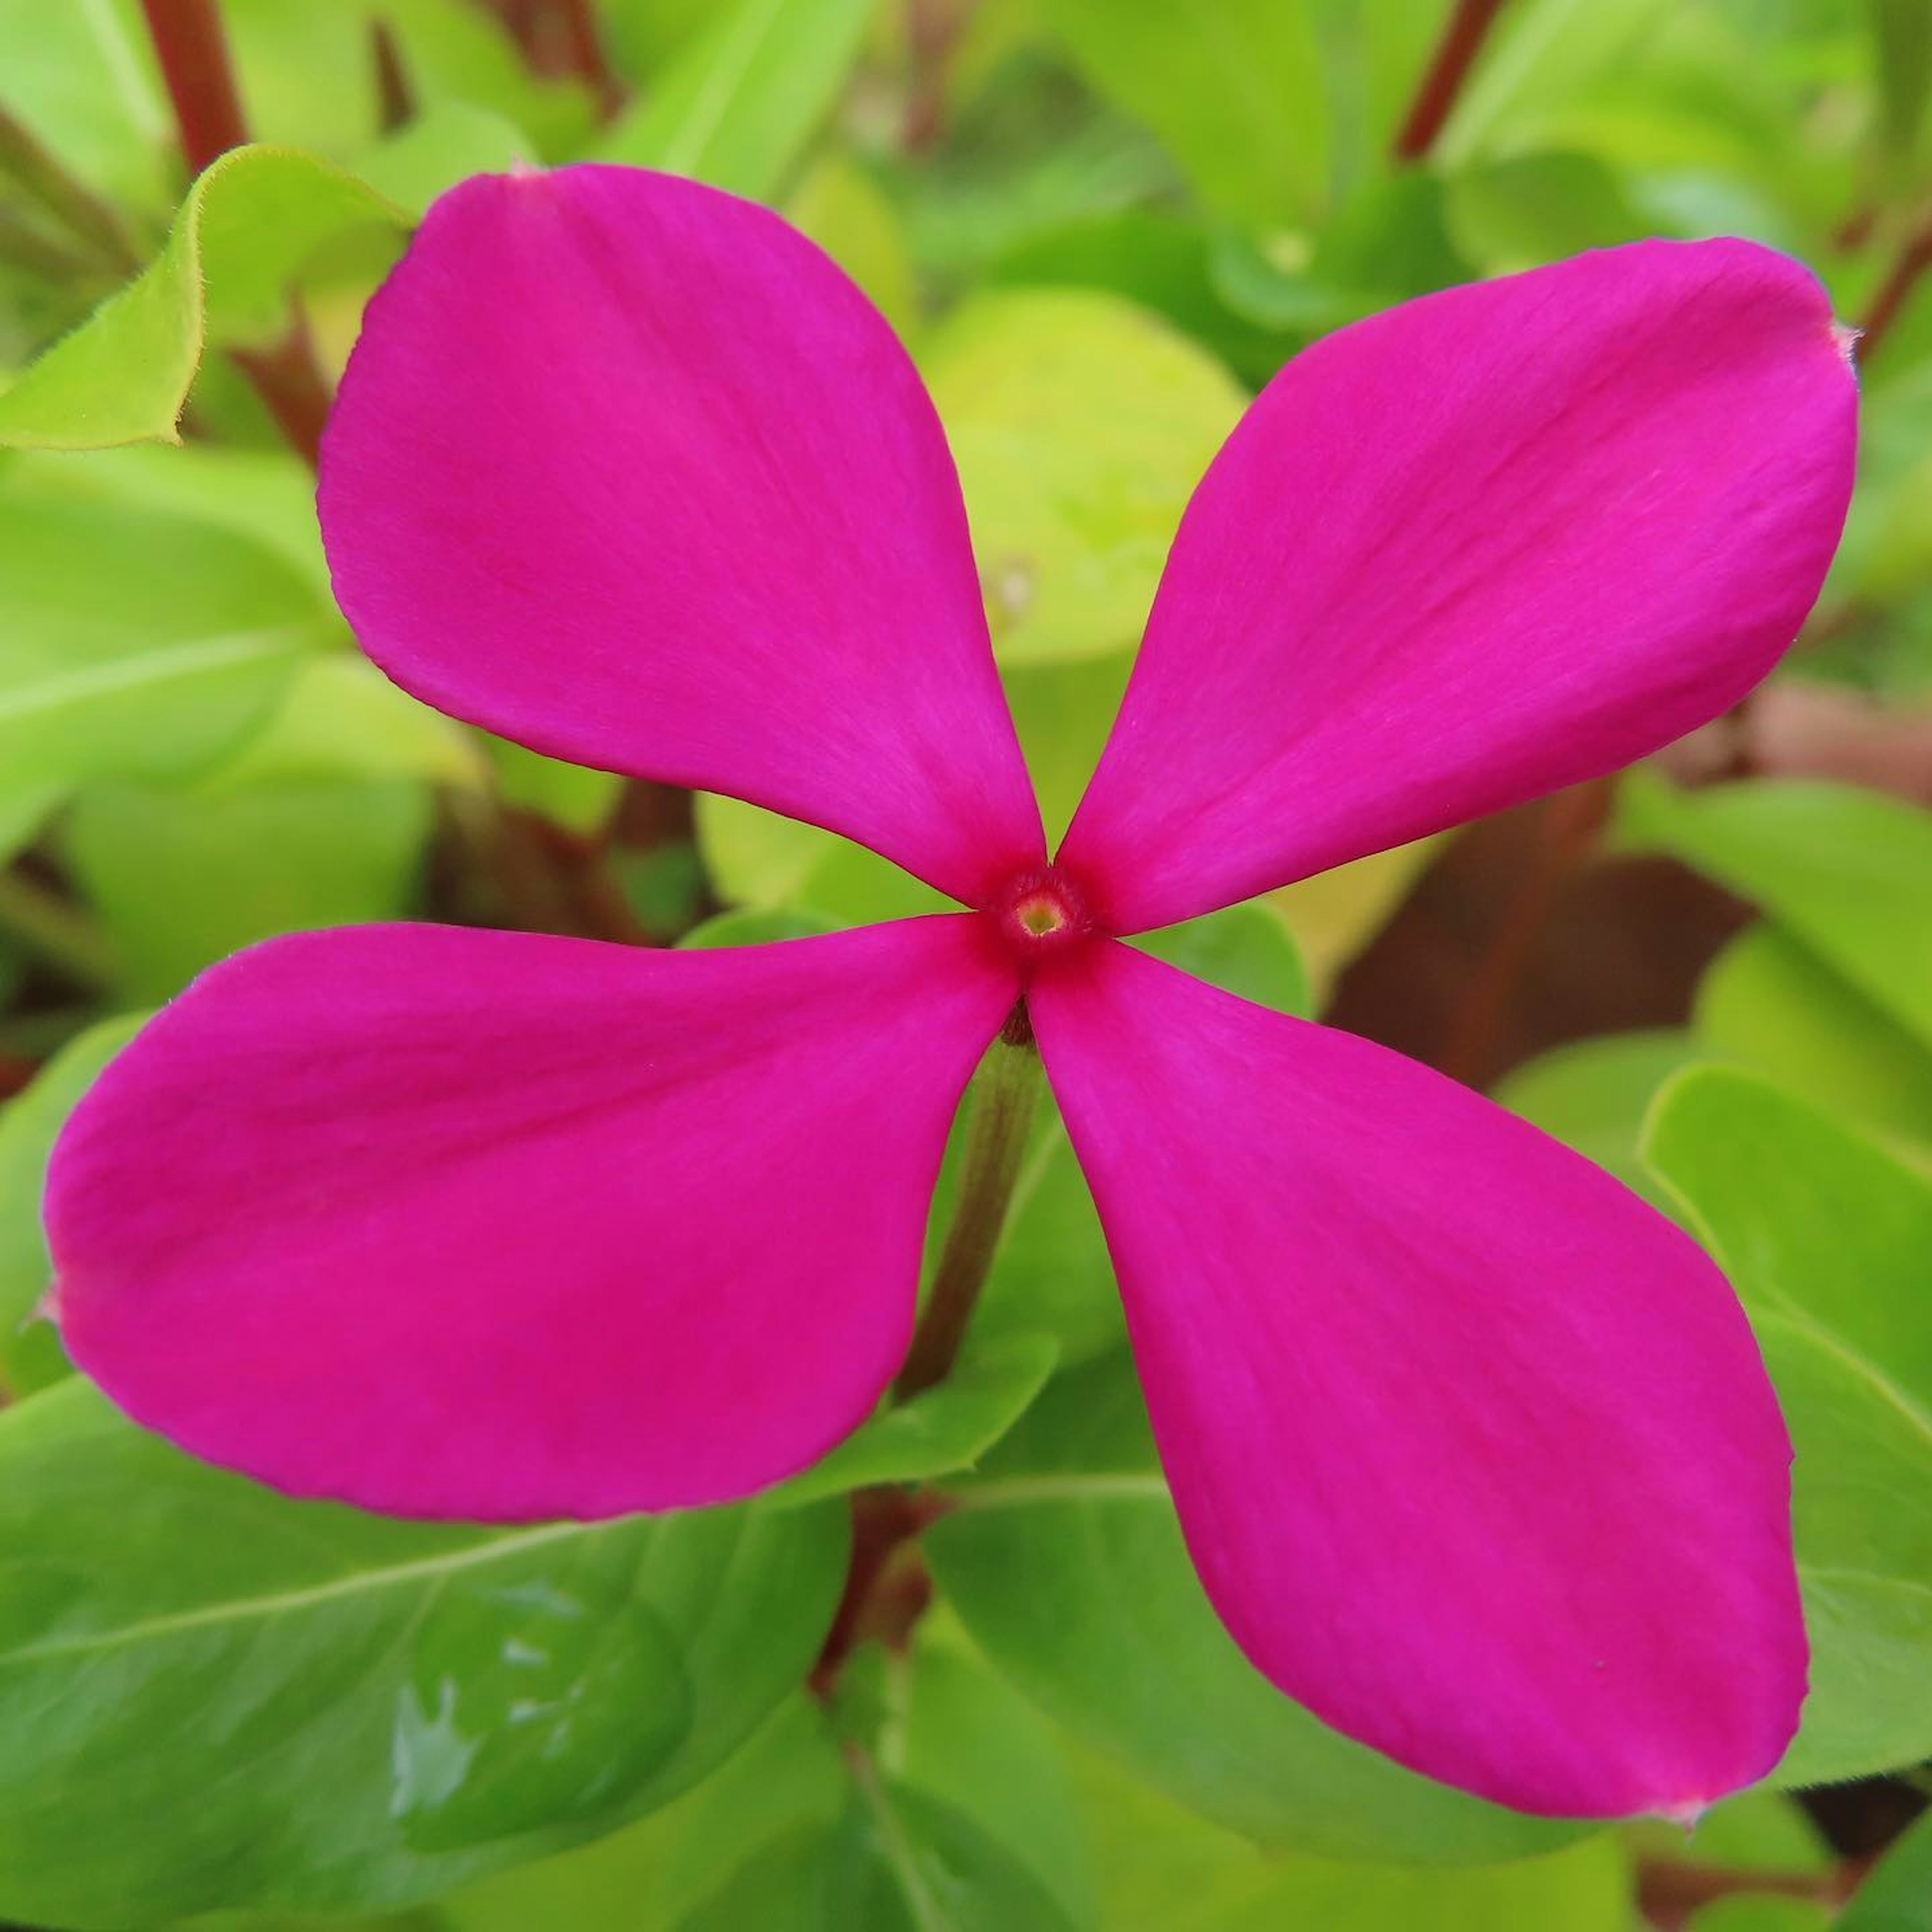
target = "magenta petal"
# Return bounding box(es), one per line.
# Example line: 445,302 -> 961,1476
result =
46,918 -> 1017,1519
1059,239 -> 1857,932
319,166 -> 1043,906
1031,940 -> 1804,1817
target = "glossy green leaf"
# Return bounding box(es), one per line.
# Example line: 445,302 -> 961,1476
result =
443,1695 -> 846,1932
1037,0 -> 1327,227
0,498 -> 333,791
1694,923 -> 1932,1152
1491,1028 -> 1695,1204
766,1333 -> 1059,1507
0,144 -> 407,451
62,775 -> 431,1000
0,1380 -> 848,1926
927,1354 -> 1581,1864
600,0 -> 874,199
923,289 -> 1246,664
0,1014 -> 143,1396
1839,1803 -> 1932,1929
1620,776 -> 1932,1057
1644,1068 -> 1932,1786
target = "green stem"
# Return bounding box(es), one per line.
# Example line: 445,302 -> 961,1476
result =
896,1015 -> 1043,1399
0,872 -> 118,993
0,104 -> 140,271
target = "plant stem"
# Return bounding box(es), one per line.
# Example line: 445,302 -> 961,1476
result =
138,0 -> 248,173
1391,0 -> 1511,164
1859,216 -> 1932,365
895,1015 -> 1042,1398
138,0 -> 334,466
0,105 -> 140,271
0,873 -> 118,993
1437,777 -> 1613,1088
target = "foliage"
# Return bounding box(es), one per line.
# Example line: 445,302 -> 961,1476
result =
3,0 -> 1932,1926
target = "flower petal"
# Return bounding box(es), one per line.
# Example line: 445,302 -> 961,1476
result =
1059,239 -> 1857,933
1030,939 -> 1803,1818
319,166 -> 1042,906
47,918 -> 1017,1519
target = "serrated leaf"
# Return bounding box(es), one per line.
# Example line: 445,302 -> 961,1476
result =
0,1381 -> 848,1927
1643,1067 -> 1932,1786
927,1355 -> 1582,1865
0,144 -> 407,451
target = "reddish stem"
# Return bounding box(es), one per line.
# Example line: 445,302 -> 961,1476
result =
371,19 -> 417,133
1392,0 -> 1511,164
553,0 -> 627,122
1859,219 -> 1932,365
138,0 -> 249,172
138,0 -> 335,466
1437,777 -> 1613,1088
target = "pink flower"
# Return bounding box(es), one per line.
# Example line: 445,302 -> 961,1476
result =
45,168 -> 1855,1821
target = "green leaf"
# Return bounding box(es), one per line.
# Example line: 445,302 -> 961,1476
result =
1444,151 -> 1648,273
899,1624 -> 1098,1926
0,498 -> 334,791
1491,1029 -> 1695,1205
1269,836 -> 1441,1008
1037,0 -> 1328,228
62,775 -> 431,1001
1643,1067 -> 1932,1786
1620,776 -> 1932,1058
0,1380 -> 848,1926
922,289 -> 1246,664
0,785 -> 57,865
788,155 -> 918,340
1133,900 -> 1310,1016
443,1695 -> 847,1932
1871,0 -> 1932,164
1684,1900 -> 1833,1932
354,103 -> 537,218
0,1014 -> 144,1396
681,1776 -> 1081,1932
927,1354 -> 1582,1864
678,907 -> 838,950
1838,1803 -> 1932,1929
767,1334 -> 1059,1508
1694,923 -> 1932,1152
1436,0 -> 1675,165
487,738 -> 625,838
600,0 -> 874,199
1065,1739 -> 1629,1930
0,144 -> 407,451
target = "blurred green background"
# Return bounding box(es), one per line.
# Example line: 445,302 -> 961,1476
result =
3,2 -> 1932,1928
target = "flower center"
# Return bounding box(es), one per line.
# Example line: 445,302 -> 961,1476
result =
986,863 -> 1094,967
